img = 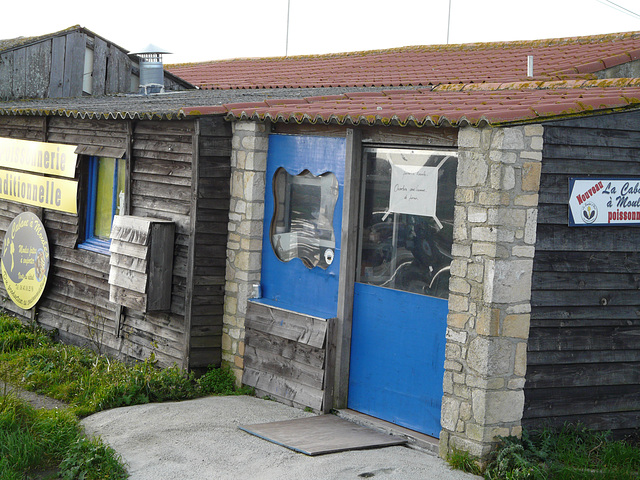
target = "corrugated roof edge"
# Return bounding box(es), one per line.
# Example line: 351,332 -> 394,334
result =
222,78 -> 640,127
4,78 -> 640,125
0,107 -> 183,121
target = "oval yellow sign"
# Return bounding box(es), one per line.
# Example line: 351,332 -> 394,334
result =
1,212 -> 50,309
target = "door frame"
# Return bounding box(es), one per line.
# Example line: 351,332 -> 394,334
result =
329,127 -> 459,424
329,128 -> 362,410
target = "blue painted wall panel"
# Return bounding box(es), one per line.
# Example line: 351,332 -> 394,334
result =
348,282 -> 448,437
258,134 -> 346,319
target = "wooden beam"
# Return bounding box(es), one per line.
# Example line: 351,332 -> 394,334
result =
331,128 -> 362,409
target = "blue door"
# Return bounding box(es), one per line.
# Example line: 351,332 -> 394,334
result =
348,147 -> 458,437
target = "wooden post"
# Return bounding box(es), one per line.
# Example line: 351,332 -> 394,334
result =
182,119 -> 200,370
114,120 -> 133,338
332,128 -> 362,409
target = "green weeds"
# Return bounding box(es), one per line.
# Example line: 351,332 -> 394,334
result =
448,424 -> 640,479
0,314 -> 250,418
59,437 -> 127,480
447,447 -> 483,476
0,394 -> 126,480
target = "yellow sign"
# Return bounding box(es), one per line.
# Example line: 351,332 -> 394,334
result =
0,169 -> 78,214
0,137 -> 77,178
1,212 -> 50,310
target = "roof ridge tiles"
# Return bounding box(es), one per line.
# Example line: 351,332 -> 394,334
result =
430,78 -> 640,93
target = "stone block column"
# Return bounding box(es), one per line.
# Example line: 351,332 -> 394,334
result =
439,124 -> 543,459
222,121 -> 269,384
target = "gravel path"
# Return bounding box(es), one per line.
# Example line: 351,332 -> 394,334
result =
0,380 -> 68,410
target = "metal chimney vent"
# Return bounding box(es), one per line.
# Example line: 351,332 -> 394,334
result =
133,44 -> 171,95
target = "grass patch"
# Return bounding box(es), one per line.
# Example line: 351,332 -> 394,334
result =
447,447 -> 483,476
0,314 -> 251,418
0,313 -> 254,478
0,394 -> 126,480
472,425 -> 640,479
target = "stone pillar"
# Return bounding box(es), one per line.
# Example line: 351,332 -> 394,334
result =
222,121 -> 269,384
439,124 -> 543,460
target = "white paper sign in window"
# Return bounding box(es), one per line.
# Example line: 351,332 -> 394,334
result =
386,152 -> 449,228
390,163 -> 439,217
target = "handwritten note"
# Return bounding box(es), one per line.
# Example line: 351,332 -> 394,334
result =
389,163 -> 438,217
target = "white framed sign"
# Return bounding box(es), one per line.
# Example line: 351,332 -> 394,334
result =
569,178 -> 640,226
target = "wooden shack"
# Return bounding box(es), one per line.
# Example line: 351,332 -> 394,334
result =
0,105 -> 231,370
0,25 -> 192,100
2,28 -> 640,461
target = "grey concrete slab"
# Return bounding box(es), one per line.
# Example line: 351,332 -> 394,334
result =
81,395 -> 482,480
239,414 -> 407,455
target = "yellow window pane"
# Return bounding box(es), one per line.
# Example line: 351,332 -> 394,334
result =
116,158 -> 126,216
94,157 -> 115,239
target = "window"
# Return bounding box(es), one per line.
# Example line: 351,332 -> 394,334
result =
270,168 -> 339,269
356,148 -> 458,299
79,156 -> 126,254
83,47 -> 94,95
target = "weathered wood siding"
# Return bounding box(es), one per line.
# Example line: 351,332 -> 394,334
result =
0,114 -> 231,372
125,120 -> 195,366
0,30 -> 136,100
525,111 -> 640,438
187,117 -> 231,369
0,117 -> 127,356
242,302 -> 331,411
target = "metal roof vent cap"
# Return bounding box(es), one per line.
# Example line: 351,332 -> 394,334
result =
133,44 -> 171,95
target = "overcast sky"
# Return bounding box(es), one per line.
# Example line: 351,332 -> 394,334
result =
3,0 -> 640,64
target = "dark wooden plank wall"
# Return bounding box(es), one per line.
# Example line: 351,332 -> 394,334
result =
0,31 -> 136,100
188,117 -> 232,369
105,44 -> 132,95
126,120 -> 196,366
525,110 -> 640,438
243,302 -> 330,412
26,41 -> 52,99
0,50 -> 13,99
0,117 -> 124,354
92,37 -> 108,96
0,116 -> 226,371
62,31 -> 85,98
49,36 -> 66,98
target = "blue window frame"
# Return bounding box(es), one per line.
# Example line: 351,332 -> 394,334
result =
79,156 -> 126,255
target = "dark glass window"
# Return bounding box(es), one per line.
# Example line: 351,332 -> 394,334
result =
356,148 -> 458,298
270,168 -> 339,269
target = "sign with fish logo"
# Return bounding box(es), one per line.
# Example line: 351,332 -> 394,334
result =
569,178 -> 640,226
1,212 -> 50,309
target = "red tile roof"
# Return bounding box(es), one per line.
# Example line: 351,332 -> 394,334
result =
167,32 -> 640,90
180,79 -> 640,127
